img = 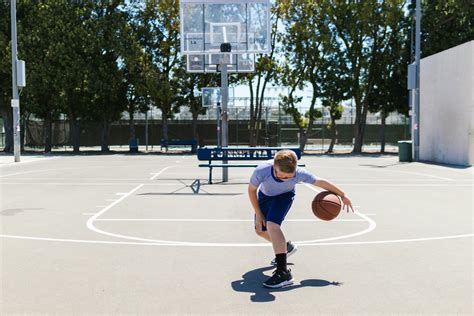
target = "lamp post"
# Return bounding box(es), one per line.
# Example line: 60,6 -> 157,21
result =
11,0 -> 21,162
413,0 -> 421,161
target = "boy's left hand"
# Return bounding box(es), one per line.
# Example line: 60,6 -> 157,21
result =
341,195 -> 354,213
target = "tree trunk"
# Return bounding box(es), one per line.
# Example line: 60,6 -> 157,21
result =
191,111 -> 198,153
101,120 -> 110,152
298,128 -> 307,152
249,127 -> 258,147
129,110 -> 136,140
69,117 -> 81,153
352,102 -> 363,153
327,118 -> 337,153
248,81 -> 257,147
44,113 -> 53,153
20,114 -> 26,152
255,101 -> 264,146
353,98 -> 369,153
380,112 -> 386,154
162,113 -> 169,141
1,106 -> 13,152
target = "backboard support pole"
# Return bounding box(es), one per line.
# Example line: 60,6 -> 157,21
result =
221,58 -> 229,182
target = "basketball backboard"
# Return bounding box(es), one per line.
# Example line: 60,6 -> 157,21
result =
180,0 -> 271,55
202,87 -> 235,107
187,53 -> 255,73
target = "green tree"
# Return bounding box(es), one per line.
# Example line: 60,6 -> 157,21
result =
120,10 -> 150,143
418,0 -> 473,58
278,64 -> 315,149
368,4 -> 409,153
327,0 -> 407,153
55,1 -> 97,152
85,1 -> 130,152
320,53 -> 349,153
19,1 -> 70,152
242,1 -> 282,146
280,0 -> 338,151
175,70 -> 219,151
136,0 -> 182,142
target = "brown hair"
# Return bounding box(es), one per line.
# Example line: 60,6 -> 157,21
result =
274,150 -> 297,173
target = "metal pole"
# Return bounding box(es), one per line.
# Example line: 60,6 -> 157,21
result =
216,102 -> 221,147
145,111 -> 148,151
221,60 -> 229,182
413,0 -> 421,161
150,107 -> 154,150
278,101 -> 281,146
11,0 -> 20,162
236,109 -> 238,145
321,110 -> 324,151
265,106 -> 269,146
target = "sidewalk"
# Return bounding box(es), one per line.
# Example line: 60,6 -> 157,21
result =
0,154 -> 56,166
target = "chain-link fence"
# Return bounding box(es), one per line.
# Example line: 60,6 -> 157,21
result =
15,117 -> 408,152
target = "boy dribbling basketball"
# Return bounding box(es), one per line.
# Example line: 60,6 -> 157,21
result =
248,150 -> 354,288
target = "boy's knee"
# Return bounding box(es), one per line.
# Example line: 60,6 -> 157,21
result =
266,221 -> 280,232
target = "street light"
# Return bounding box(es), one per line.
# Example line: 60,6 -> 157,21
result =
11,0 -> 25,162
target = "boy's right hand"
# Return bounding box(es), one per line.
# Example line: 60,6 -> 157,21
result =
255,212 -> 266,233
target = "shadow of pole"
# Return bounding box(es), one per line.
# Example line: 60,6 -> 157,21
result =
231,266 -> 343,302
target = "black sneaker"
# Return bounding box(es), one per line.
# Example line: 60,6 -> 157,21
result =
271,241 -> 298,266
263,269 -> 294,288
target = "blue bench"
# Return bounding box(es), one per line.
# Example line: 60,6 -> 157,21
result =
197,147 -> 305,184
160,138 -> 197,152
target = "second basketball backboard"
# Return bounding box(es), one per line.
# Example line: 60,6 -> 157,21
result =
180,0 -> 271,55
202,87 -> 235,107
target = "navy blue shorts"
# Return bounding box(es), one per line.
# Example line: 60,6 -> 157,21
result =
255,190 -> 295,231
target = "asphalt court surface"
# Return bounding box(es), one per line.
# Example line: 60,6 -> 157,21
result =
0,154 -> 472,315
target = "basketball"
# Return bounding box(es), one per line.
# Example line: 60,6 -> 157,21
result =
312,191 -> 342,221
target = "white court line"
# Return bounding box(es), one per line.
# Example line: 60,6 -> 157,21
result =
85,180 -> 377,246
0,166 -> 111,177
149,167 -> 172,180
310,179 -> 473,182
304,165 -> 455,181
0,167 -> 78,178
86,184 -> 145,235
412,162 -> 472,174
0,157 -> 60,168
381,171 -> 454,181
86,166 -> 175,243
5,181 -> 469,187
297,234 -> 474,246
336,184 -> 472,187
0,183 -> 182,186
94,218 -> 367,222
1,233 -> 472,247
0,177 -> 155,181
86,166 -> 198,245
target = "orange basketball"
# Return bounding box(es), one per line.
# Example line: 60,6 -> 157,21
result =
312,191 -> 342,221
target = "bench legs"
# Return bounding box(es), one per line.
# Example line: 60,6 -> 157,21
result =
209,166 -> 213,184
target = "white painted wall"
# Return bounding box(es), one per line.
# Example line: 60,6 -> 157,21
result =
420,41 -> 473,166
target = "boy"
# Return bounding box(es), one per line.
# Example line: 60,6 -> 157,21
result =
248,149 -> 354,288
